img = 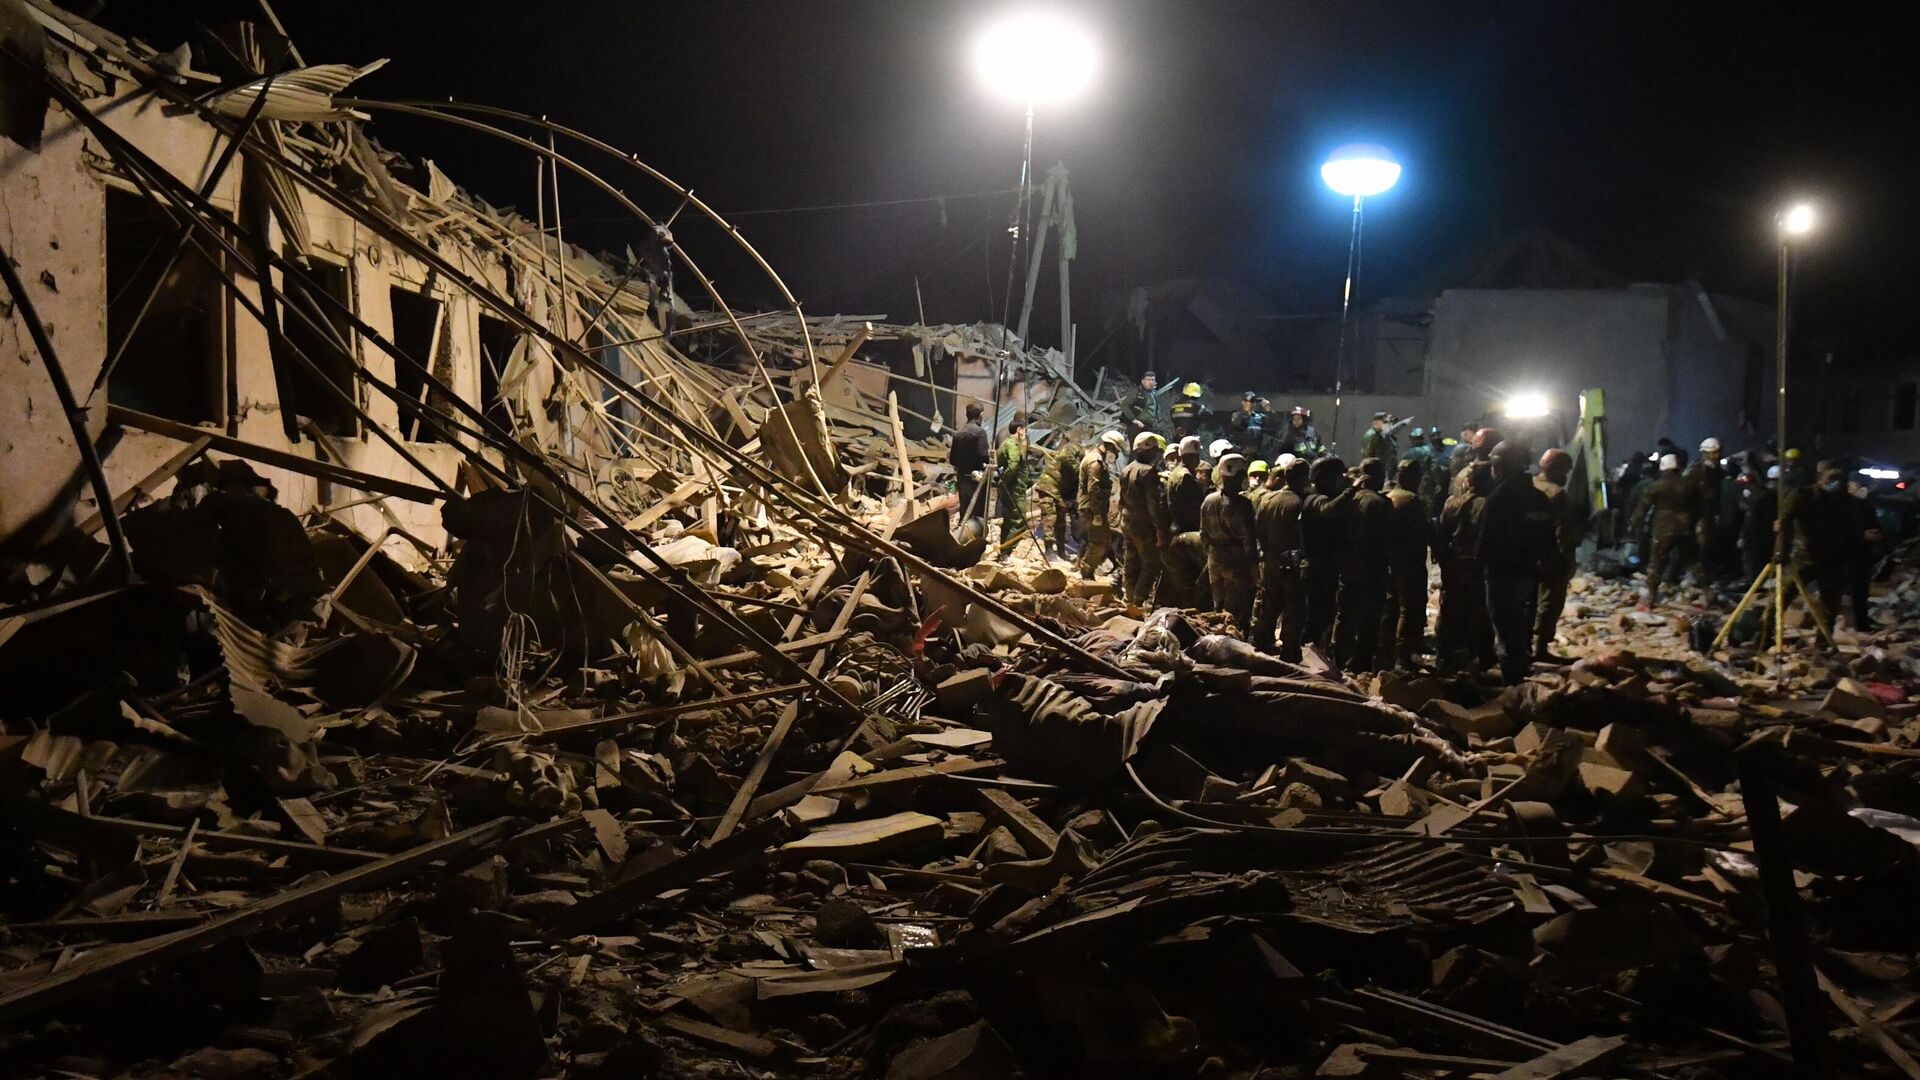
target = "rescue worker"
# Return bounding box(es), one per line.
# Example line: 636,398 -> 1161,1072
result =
1200,453 -> 1259,631
1160,436 -> 1210,607
1245,459 -> 1271,507
1170,382 -> 1210,439
1532,448 -> 1586,662
949,402 -> 991,528
1118,431 -> 1170,605
1628,451 -> 1704,607
1478,442 -> 1557,685
1076,431 -> 1124,579
1253,456 -> 1310,658
1280,406 -> 1322,459
1449,424 -> 1478,476
1417,427 -> 1453,523
1048,434 -> 1083,559
994,416 -> 1036,560
1434,462 -> 1496,673
1783,461 -> 1881,631
1685,438 -> 1725,580
1334,458 -> 1393,671
1360,412 -> 1402,462
1209,437 -> 1234,462
1229,392 -> 1262,455
1381,457 -> 1432,668
1121,371 -> 1164,435
1630,453 -> 1704,607
1450,427 -> 1502,496
1301,455 -> 1355,648
1740,464 -> 1780,581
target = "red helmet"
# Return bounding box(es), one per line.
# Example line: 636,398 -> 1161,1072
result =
1538,447 -> 1571,474
1471,427 -> 1503,452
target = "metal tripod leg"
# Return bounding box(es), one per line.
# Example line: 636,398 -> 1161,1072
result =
1712,560 -> 1776,649
1783,564 -> 1835,648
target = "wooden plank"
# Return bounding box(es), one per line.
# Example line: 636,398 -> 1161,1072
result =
1490,1034 -> 1627,1079
107,405 -> 446,504
0,817 -> 512,1025
811,757 -> 1004,796
708,572 -> 868,843
75,436 -> 211,535
1819,969 -> 1920,1080
780,811 -> 944,860
656,1015 -> 777,1060
975,787 -> 1058,857
547,815 -> 791,936
278,797 -> 329,847
508,681 -> 809,740
700,629 -> 847,672
19,804 -> 376,869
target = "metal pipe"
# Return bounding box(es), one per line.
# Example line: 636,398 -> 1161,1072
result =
0,241 -> 136,581
1331,193 -> 1363,453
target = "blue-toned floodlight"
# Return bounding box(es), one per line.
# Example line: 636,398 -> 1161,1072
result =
1321,144 -> 1402,198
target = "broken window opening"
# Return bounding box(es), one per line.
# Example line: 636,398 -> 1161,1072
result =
389,285 -> 447,443
105,188 -> 225,425
271,256 -> 359,440
477,313 -> 519,435
586,324 -> 632,426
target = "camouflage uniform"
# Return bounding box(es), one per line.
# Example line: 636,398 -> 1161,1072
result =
1118,456 -> 1168,605
1380,487 -> 1432,667
1435,481 -> 1496,670
1252,486 -> 1307,657
1156,459 -> 1207,606
1532,473 -> 1586,656
1075,450 -> 1115,579
1629,472 -> 1703,601
1200,485 -> 1258,631
995,434 -> 1034,548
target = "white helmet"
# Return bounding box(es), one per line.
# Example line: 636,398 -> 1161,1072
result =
1699,437 -> 1722,456
1276,453 -> 1298,471
1766,465 -> 1780,479
1660,453 -> 1680,472
1177,435 -> 1203,456
1099,430 -> 1125,452
1131,430 -> 1159,452
1209,438 -> 1234,460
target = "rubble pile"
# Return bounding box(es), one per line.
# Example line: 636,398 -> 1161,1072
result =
8,5 -> 1920,1078
11,480 -> 1920,1079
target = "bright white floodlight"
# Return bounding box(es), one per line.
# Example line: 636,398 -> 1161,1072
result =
1780,202 -> 1816,237
973,10 -> 1099,106
1321,144 -> 1402,198
1503,392 -> 1551,419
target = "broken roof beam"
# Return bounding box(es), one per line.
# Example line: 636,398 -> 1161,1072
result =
108,407 -> 448,505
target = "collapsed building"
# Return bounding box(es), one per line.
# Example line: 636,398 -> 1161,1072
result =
11,6 -> 1920,1079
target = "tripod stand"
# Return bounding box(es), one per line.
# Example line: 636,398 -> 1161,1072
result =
1711,549 -> 1834,661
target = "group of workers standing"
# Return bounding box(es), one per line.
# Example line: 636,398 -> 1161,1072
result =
951,388 -> 1585,684
1615,438 -> 1883,629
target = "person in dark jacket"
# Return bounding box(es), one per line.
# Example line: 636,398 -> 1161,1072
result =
1739,464 -> 1780,581
1435,462 -> 1495,673
1784,462 -> 1881,632
1200,454 -> 1259,631
949,402 -> 991,528
1532,448 -> 1586,661
1334,458 -> 1394,670
1301,455 -> 1354,648
1477,442 -> 1557,685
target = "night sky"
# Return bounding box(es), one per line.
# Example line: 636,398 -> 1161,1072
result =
88,1 -> 1920,371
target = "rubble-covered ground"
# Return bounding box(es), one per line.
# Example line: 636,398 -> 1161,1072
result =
10,466 -> 1920,1080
